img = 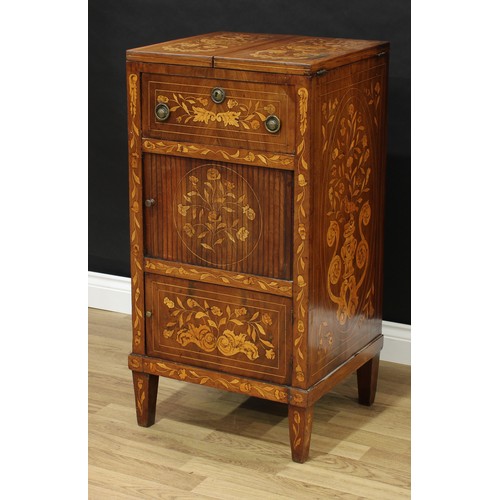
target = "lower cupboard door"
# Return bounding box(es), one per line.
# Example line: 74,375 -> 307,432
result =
145,274 -> 292,384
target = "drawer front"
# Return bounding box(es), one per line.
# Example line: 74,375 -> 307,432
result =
142,73 -> 295,153
145,275 -> 292,383
143,155 -> 293,280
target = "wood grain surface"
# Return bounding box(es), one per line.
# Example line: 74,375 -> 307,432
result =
89,308 -> 410,499
127,32 -> 388,75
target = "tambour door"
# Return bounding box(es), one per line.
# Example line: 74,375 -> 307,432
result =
143,155 -> 294,280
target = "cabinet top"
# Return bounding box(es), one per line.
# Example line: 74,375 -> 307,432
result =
126,32 -> 389,75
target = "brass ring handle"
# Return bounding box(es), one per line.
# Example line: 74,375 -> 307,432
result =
264,115 -> 281,134
144,198 -> 156,208
211,87 -> 226,104
155,103 -> 170,121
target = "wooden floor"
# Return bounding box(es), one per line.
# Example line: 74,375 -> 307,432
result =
89,308 -> 411,499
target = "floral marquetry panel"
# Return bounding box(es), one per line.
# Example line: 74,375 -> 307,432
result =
143,155 -> 293,279
145,275 -> 292,383
142,73 -> 295,154
308,59 -> 387,385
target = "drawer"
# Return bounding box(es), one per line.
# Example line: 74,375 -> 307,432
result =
143,154 -> 293,279
142,73 -> 295,154
145,275 -> 292,384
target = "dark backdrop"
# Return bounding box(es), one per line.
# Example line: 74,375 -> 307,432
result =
89,0 -> 410,324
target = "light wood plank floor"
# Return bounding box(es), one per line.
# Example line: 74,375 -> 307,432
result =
89,308 -> 411,499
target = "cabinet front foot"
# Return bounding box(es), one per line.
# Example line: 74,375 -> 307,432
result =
132,371 -> 159,427
357,353 -> 380,406
288,404 -> 314,463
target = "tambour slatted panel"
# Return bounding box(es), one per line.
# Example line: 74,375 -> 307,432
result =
143,154 -> 293,280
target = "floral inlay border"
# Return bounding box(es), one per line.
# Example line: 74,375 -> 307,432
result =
128,71 -> 144,351
137,357 -> 289,403
142,139 -> 294,170
145,259 -> 293,297
293,87 -> 310,385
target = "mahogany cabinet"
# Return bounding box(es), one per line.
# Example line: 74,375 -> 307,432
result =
127,32 -> 389,463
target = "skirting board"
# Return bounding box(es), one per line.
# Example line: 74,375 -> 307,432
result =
89,271 -> 411,365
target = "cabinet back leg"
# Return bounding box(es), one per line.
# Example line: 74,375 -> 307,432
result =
357,353 -> 380,406
288,405 -> 314,463
132,372 -> 159,427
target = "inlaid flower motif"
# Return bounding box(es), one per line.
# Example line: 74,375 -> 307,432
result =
207,168 -> 221,180
264,104 -> 276,114
210,306 -> 222,316
262,313 -> 273,326
207,210 -> 219,222
360,202 -> 371,226
239,382 -> 252,392
265,349 -> 276,360
298,223 -> 306,240
356,240 -> 369,269
227,99 -> 238,109
236,227 -> 249,241
176,166 -> 258,253
329,255 -> 342,285
326,220 -> 339,247
178,368 -> 187,380
178,204 -> 190,216
298,174 -> 307,187
242,205 -> 255,220
234,307 -> 247,317
183,223 -> 195,237
251,120 -> 260,130
163,329 -> 174,338
163,297 -> 175,308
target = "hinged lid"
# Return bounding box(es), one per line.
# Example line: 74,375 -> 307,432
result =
127,32 -> 389,75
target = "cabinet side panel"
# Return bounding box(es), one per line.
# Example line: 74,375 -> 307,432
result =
308,56 -> 388,384
127,62 -> 146,354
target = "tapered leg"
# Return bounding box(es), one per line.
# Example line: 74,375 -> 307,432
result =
288,404 -> 314,463
357,353 -> 380,406
132,372 -> 159,427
